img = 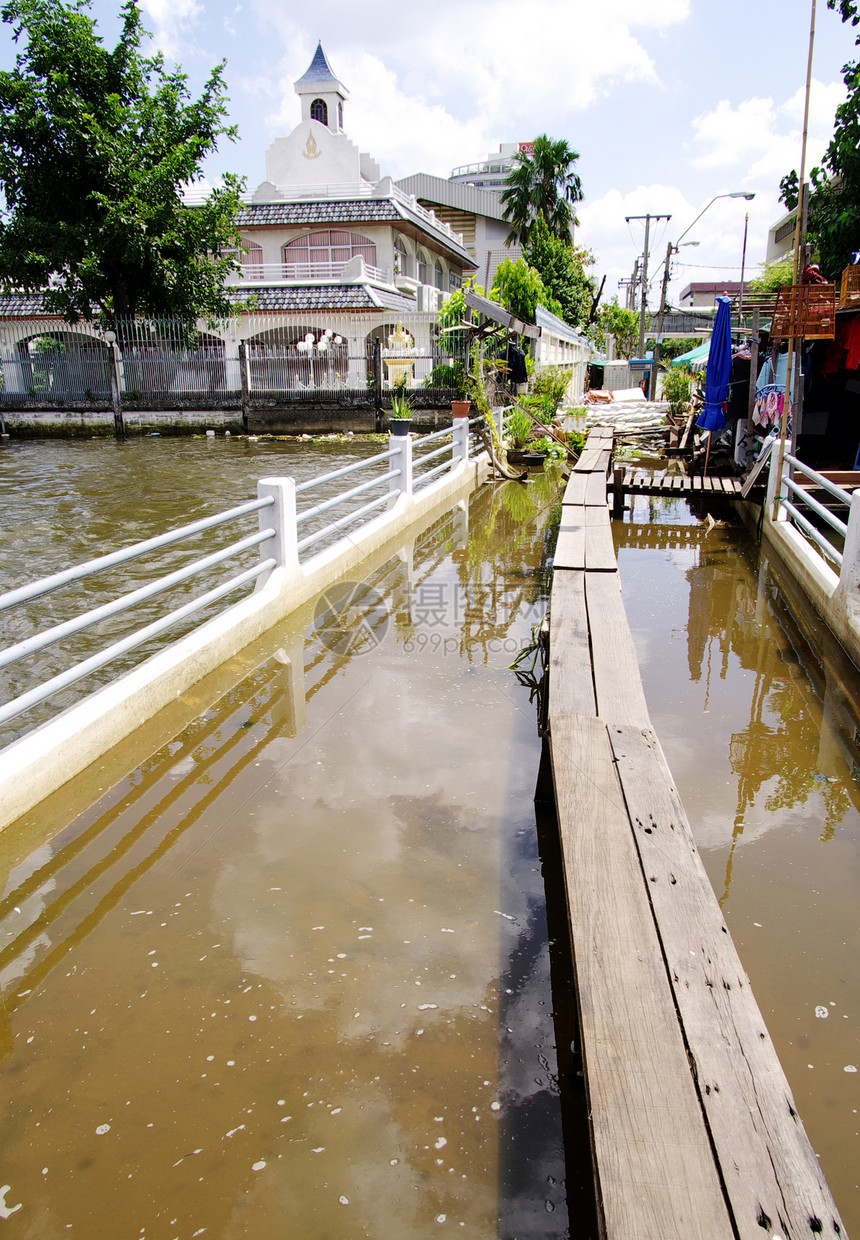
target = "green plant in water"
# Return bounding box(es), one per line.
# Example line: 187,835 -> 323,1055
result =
531,435 -> 566,461
506,405 -> 533,449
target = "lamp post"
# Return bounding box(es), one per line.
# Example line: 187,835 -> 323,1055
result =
648,191 -> 755,400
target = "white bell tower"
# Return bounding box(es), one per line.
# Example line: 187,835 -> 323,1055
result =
294,43 -> 348,135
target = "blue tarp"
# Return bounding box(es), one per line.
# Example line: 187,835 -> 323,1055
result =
696,297 -> 732,433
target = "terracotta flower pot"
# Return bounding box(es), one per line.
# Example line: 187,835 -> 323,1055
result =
451,399 -> 471,418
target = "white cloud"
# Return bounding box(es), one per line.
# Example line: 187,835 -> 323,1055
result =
690,77 -> 846,182
244,0 -> 691,175
140,0 -> 202,59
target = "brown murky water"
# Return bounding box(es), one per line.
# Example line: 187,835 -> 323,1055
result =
0,443 -> 578,1239
616,493 -> 860,1235
3,438 -> 859,1235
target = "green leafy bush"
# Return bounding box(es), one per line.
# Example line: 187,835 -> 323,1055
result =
662,365 -> 692,418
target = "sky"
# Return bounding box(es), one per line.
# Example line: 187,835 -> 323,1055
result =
1,0 -> 855,309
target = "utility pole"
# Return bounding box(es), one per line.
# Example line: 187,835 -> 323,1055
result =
626,213 -> 671,358
650,240 -> 675,400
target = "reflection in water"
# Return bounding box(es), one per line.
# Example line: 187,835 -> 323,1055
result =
616,496 -> 860,1235
0,457 -> 583,1239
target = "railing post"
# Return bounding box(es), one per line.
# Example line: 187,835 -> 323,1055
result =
389,434 -> 412,499
834,491 -> 860,609
452,418 -> 469,466
256,477 -> 299,586
765,440 -> 787,520
495,408 -> 505,443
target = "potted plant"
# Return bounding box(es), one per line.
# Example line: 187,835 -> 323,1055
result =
388,382 -> 413,436
450,363 -> 470,417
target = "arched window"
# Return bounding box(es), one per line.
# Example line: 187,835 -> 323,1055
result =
240,240 -> 264,280
283,230 -> 377,276
417,251 -> 429,285
310,98 -> 328,126
393,236 -> 408,277
434,259 -> 445,291
338,101 -> 344,130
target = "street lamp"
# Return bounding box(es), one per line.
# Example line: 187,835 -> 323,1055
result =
675,191 -> 755,249
649,192 -> 755,399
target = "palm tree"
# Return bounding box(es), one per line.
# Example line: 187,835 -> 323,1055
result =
499,135 -> 583,247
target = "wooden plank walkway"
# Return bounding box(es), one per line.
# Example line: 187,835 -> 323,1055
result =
622,468 -> 745,497
548,427 -> 846,1240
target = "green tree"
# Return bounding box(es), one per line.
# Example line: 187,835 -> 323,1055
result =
598,297 -> 638,358
499,135 -> 583,247
491,257 -> 561,323
779,0 -> 860,279
0,0 -> 245,324
747,257 -> 795,294
524,212 -> 595,329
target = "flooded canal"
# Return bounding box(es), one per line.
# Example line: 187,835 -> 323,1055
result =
616,493 -> 860,1235
1,437 -> 859,1235
0,440 -> 581,1239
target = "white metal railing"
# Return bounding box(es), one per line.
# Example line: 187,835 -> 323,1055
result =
0,497 -> 276,729
0,423 -> 484,740
768,448 -> 851,569
230,260 -> 394,285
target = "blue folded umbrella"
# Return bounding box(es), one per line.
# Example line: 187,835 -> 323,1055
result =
696,296 -> 732,433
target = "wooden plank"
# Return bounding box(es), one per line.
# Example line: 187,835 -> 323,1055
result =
562,472 -> 589,506
584,506 -> 618,571
608,725 -> 847,1240
548,571 -> 595,717
575,447 -> 603,472
741,430 -> 777,498
584,471 -> 608,506
550,715 -> 734,1240
554,508 -> 586,570
585,573 -> 650,726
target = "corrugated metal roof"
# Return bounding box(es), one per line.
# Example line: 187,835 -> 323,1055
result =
395,173 -> 508,222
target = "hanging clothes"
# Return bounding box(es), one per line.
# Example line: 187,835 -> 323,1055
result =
754,352 -> 789,432
822,317 -> 860,374
505,344 -> 528,384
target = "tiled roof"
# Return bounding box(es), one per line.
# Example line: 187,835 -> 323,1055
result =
0,284 -> 420,318
238,201 -> 400,227
0,291 -> 51,316
295,43 -> 341,87
229,284 -> 417,313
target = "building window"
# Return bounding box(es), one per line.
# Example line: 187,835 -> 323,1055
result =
283,230 -> 377,274
394,236 -> 408,277
310,98 -> 328,126
417,251 -> 429,285
338,101 -> 344,130
434,260 -> 444,291
240,241 -> 264,280
449,272 -> 462,290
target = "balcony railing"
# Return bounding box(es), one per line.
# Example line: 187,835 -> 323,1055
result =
229,260 -> 394,286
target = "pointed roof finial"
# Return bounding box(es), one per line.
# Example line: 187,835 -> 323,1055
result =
295,42 -> 341,88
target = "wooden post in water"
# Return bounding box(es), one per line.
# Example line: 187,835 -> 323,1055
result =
239,340 -> 250,432
107,333 -> 124,438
